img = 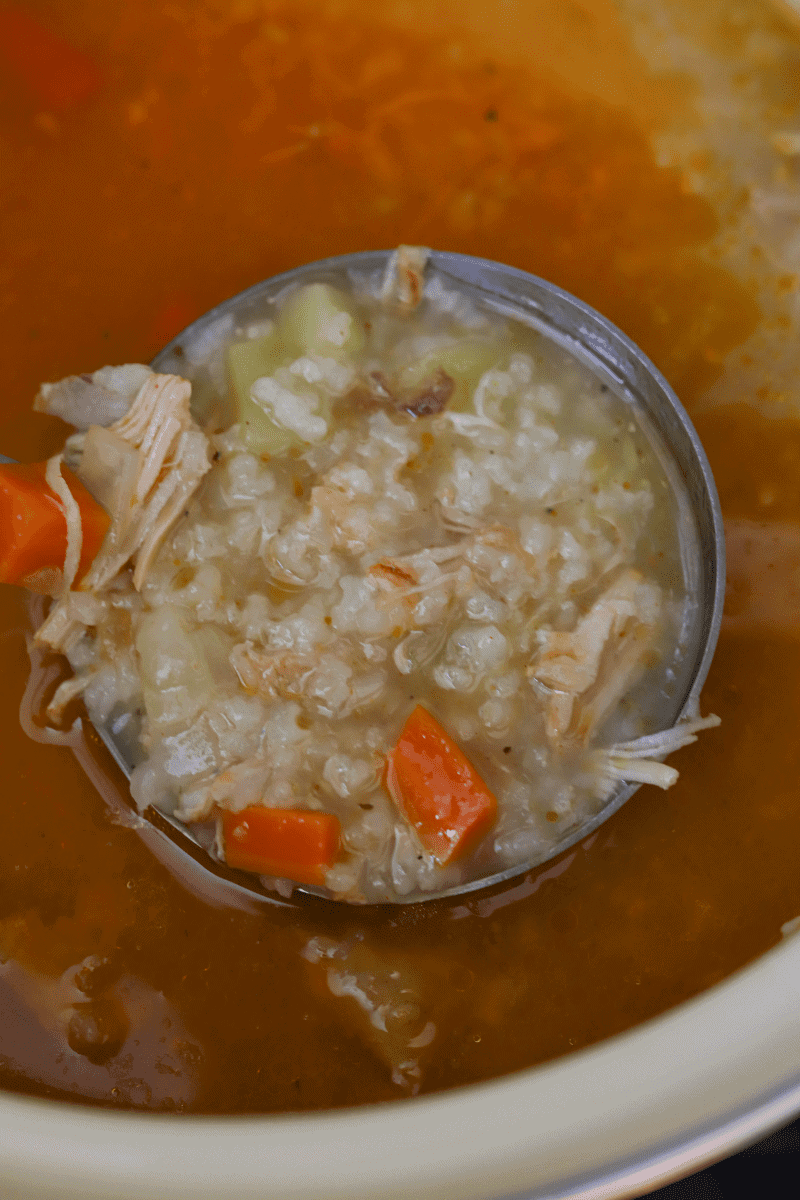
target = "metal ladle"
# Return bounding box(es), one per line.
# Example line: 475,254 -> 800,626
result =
11,251 -> 725,906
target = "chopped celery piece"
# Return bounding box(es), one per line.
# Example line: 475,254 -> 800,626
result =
227,333 -> 296,456
394,339 -> 500,411
277,283 -> 365,360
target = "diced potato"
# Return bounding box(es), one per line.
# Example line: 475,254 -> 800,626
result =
277,283 -> 366,360
227,334 -> 296,456
227,331 -> 283,400
394,338 -> 500,411
228,294 -> 353,454
240,397 -> 297,457
255,379 -> 331,444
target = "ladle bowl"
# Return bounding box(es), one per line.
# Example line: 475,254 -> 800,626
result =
18,250 -> 727,905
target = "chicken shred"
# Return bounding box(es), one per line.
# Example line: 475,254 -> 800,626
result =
529,568 -> 658,747
380,244 -> 430,310
591,713 -> 721,795
47,674 -> 91,723
35,373 -> 210,652
45,453 -> 82,594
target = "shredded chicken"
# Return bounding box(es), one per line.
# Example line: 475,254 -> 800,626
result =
368,545 -> 466,635
33,591 -> 107,656
590,713 -> 721,795
379,244 -> 430,310
82,373 -> 210,591
529,568 -> 659,747
34,364 -> 152,429
47,674 -> 91,723
45,454 -> 82,593
369,543 -> 463,587
441,369 -> 507,435
232,643 -> 334,700
35,373 -> 210,652
231,640 -> 386,719
436,497 -> 482,535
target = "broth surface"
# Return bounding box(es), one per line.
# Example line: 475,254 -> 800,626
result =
1,0 -> 800,1111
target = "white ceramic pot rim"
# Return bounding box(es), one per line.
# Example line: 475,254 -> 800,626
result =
1,931 -> 799,1200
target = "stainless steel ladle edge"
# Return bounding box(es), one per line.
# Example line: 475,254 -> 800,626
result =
12,250 -> 726,907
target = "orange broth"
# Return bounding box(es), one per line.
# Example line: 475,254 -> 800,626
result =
1,0 -> 800,1112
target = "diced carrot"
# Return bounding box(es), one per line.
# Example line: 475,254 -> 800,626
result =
386,705 -> 498,864
0,460 -> 110,588
221,807 -> 341,886
0,6 -> 102,111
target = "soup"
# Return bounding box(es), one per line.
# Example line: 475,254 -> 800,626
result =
1,0 -> 800,1112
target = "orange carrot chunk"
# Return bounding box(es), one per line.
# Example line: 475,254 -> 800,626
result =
0,460 -> 110,588
0,6 -> 102,110
386,704 -> 498,864
222,807 -> 341,886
